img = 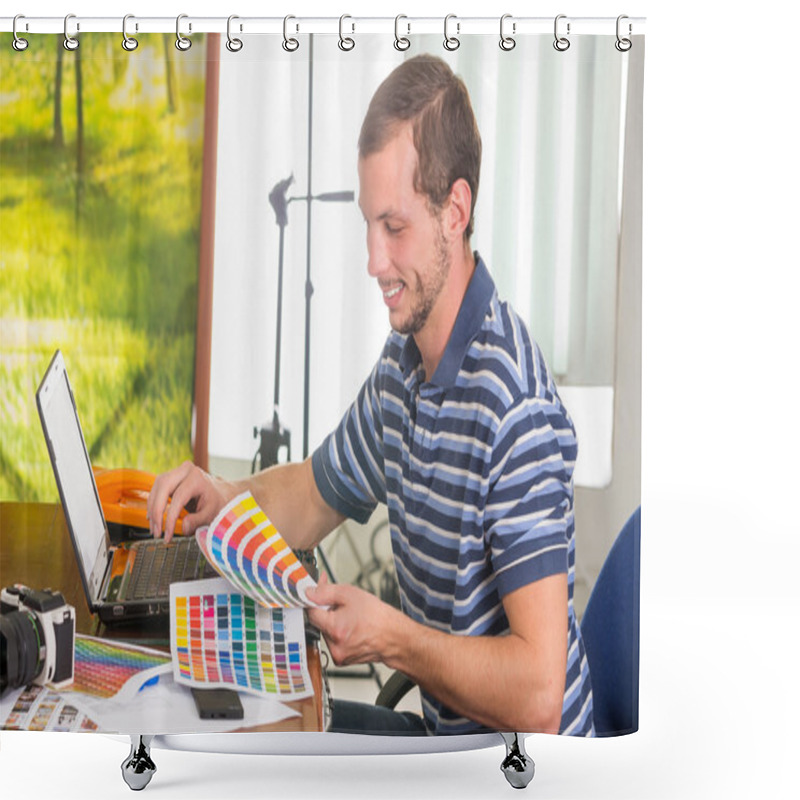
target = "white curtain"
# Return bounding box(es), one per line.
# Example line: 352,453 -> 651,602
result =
209,33 -> 629,485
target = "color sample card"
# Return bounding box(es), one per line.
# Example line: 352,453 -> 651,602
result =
195,491 -> 318,608
71,635 -> 172,701
1,685 -> 99,732
170,577 -> 313,699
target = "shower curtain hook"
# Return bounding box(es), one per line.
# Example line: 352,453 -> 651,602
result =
122,14 -> 139,51
175,14 -> 192,51
226,15 -> 243,52
338,15 -> 355,51
63,14 -> 79,51
499,14 -> 516,51
394,15 -> 410,51
553,14 -> 570,52
12,15 -> 29,51
443,14 -> 460,51
615,15 -> 632,52
282,15 -> 299,52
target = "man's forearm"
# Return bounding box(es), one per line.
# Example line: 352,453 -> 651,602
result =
232,458 -> 344,551
381,608 -> 565,733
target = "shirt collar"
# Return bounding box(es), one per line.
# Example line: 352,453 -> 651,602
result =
399,253 -> 495,390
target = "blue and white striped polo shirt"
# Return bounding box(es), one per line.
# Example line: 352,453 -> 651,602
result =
312,256 -> 594,737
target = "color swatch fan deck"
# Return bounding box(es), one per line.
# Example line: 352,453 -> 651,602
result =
195,492 -> 318,608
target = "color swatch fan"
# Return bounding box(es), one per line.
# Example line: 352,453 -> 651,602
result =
195,491 -> 317,608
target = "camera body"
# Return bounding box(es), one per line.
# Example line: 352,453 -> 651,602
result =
0,585 -> 75,695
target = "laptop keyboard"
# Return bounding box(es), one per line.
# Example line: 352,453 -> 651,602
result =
125,538 -> 214,601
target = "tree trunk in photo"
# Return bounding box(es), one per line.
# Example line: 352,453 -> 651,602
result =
163,34 -> 176,114
54,39 -> 64,148
75,42 -> 84,223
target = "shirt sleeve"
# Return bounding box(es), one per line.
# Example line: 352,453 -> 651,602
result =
484,395 -> 578,598
311,358 -> 387,524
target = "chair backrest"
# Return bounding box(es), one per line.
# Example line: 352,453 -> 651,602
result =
580,506 -> 640,737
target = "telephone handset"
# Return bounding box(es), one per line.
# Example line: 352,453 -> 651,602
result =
92,467 -> 186,538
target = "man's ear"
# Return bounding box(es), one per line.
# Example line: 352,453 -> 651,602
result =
443,178 -> 473,241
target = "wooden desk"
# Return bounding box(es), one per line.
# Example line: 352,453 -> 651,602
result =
0,502 -> 325,732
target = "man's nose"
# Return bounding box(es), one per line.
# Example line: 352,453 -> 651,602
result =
366,230 -> 390,278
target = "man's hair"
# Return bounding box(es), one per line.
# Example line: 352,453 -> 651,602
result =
358,55 -> 482,240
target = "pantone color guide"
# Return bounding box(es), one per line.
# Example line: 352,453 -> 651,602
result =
195,492 -> 318,608
170,577 -> 313,699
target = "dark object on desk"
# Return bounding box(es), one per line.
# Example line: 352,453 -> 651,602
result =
191,687 -> 244,720
0,585 -> 75,695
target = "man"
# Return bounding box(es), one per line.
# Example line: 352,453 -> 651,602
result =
148,55 -> 593,737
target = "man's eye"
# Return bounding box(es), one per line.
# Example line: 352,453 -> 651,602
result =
385,223 -> 403,235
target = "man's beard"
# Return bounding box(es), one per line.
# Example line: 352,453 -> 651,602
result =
396,228 -> 450,336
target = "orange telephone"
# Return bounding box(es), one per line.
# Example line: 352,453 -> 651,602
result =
92,467 -> 186,537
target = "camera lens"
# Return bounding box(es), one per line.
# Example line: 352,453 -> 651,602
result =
0,610 -> 45,694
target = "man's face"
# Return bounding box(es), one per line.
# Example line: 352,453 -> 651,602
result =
358,125 -> 450,336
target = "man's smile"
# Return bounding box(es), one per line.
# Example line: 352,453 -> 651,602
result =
380,281 -> 406,307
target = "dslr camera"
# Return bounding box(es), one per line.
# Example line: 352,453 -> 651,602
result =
0,585 -> 75,695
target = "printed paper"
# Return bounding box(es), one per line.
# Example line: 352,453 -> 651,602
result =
71,635 -> 172,702
170,577 -> 314,700
1,685 -> 99,732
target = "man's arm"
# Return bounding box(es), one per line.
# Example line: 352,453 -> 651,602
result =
147,458 -> 344,549
307,572 -> 568,733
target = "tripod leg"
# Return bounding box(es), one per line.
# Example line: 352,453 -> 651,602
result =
121,734 -> 157,791
499,732 -> 535,789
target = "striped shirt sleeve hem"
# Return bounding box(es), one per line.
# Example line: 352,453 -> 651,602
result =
312,441 -> 376,524
493,544 -> 569,598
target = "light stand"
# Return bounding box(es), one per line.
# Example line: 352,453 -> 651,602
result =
252,176 -> 354,474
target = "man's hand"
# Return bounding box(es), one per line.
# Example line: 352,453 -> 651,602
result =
147,460 -> 234,542
306,574 -> 405,667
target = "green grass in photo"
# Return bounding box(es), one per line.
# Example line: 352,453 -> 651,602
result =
1,33 -> 207,502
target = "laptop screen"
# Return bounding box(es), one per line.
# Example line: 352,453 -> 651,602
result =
36,350 -> 109,605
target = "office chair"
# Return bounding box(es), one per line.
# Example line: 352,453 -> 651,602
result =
580,505 -> 641,736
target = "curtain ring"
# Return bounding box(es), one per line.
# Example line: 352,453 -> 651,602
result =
338,15 -> 355,51
122,14 -> 139,51
226,15 -> 243,52
283,15 -> 299,52
175,14 -> 192,51
394,15 -> 410,51
615,15 -> 632,52
499,14 -> 516,51
553,14 -> 570,52
443,14 -> 460,51
63,13 -> 79,51
12,15 -> 29,51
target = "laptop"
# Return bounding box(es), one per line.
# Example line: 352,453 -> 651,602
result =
36,349 -> 216,624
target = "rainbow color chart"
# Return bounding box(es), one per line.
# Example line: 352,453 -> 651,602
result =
195,492 -> 318,608
170,577 -> 313,699
72,635 -> 171,700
